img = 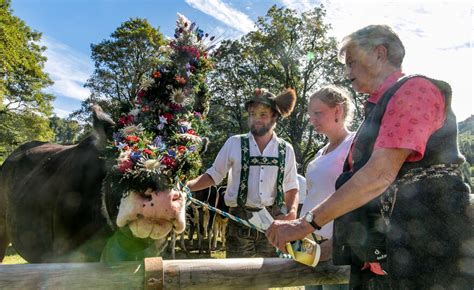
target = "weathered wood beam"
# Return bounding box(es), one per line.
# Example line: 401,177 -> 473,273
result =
0,258 -> 350,289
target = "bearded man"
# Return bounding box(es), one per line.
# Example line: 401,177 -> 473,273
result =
186,88 -> 299,258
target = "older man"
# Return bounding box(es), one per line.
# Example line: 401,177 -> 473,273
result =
267,25 -> 472,289
187,88 -> 299,258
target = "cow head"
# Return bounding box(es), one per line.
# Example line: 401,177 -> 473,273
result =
114,186 -> 187,239
101,132 -> 208,242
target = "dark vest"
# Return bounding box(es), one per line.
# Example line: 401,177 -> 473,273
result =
332,75 -> 465,265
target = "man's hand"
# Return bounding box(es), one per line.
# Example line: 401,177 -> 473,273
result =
274,210 -> 297,221
266,218 -> 313,253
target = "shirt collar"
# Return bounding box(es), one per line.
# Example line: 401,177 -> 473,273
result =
367,70 -> 405,104
248,131 -> 277,146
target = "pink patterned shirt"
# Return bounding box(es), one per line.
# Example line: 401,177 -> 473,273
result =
369,71 -> 446,162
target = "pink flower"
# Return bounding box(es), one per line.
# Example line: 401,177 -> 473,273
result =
118,115 -> 134,126
162,113 -> 174,122
177,145 -> 186,153
161,155 -> 176,168
117,159 -> 134,173
175,75 -> 186,85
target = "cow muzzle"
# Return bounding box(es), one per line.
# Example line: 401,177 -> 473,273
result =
115,188 -> 187,239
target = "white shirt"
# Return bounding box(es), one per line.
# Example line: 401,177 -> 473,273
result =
300,132 -> 355,239
297,174 -> 307,204
206,132 -> 299,208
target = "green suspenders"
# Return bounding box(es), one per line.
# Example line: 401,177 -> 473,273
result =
237,135 -> 286,208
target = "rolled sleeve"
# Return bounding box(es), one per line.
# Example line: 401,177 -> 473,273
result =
283,143 -> 299,192
205,137 -> 235,185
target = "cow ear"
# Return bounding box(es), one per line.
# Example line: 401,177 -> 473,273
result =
91,104 -> 115,150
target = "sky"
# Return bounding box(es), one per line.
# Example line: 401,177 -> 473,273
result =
10,0 -> 473,121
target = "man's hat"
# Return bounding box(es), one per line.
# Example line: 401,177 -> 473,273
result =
245,88 -> 296,118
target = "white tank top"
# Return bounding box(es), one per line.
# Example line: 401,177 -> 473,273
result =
300,132 -> 355,239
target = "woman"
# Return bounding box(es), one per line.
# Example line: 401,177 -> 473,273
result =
303,85 -> 355,290
266,25 -> 472,289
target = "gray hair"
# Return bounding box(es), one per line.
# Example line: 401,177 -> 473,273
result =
309,85 -> 355,125
338,24 -> 405,68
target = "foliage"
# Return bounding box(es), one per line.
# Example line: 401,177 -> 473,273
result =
71,17 -> 166,123
458,115 -> 473,163
0,0 -> 54,116
0,0 -> 54,162
0,112 -> 54,163
207,5 -> 364,172
105,14 -> 216,194
49,116 -> 82,144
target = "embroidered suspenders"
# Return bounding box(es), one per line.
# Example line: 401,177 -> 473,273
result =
237,135 -> 286,208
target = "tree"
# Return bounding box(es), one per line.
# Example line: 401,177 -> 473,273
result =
0,112 -> 54,163
0,0 -> 54,162
72,18 -> 165,122
49,116 -> 82,145
0,0 -> 54,116
208,5 -> 364,172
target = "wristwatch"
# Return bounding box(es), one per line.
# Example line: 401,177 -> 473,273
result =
304,211 -> 321,230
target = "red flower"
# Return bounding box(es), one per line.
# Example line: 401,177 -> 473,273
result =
161,155 -> 176,168
175,75 -> 186,85
118,115 -> 134,126
125,135 -> 139,143
177,145 -> 186,153
137,89 -> 145,98
141,105 -> 150,112
187,129 -> 196,135
162,113 -> 174,122
153,71 -> 161,78
117,159 -> 134,173
143,148 -> 154,156
169,102 -> 182,111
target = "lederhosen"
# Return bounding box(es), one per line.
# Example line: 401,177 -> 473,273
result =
332,75 -> 472,289
226,135 -> 288,258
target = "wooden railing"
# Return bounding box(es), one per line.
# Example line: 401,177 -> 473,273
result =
0,258 -> 349,289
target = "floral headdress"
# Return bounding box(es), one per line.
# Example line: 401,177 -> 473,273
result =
105,14 -> 216,195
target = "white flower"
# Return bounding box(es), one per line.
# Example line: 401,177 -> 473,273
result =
119,124 -> 143,136
170,88 -> 188,105
129,108 -> 140,116
143,159 -> 161,171
117,150 -> 132,163
177,13 -> 191,28
140,78 -> 154,90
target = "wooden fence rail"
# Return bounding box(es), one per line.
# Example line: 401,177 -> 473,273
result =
0,258 -> 349,289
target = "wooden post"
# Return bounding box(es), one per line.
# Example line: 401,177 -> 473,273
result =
0,258 -> 349,289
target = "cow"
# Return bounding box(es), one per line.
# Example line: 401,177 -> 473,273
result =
0,106 -> 189,263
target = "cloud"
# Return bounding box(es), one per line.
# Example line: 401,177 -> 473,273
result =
53,107 -> 73,118
279,0 -> 318,12
184,0 -> 255,34
303,0 -> 473,121
41,36 -> 93,101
